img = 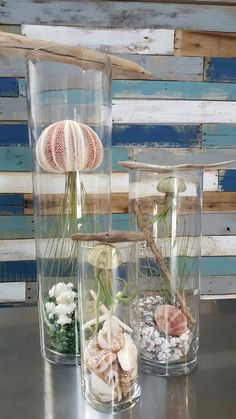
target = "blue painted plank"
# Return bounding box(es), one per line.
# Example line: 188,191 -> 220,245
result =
202,124 -> 236,148
0,216 -> 35,239
219,170 -> 236,192
0,194 -> 24,215
0,147 -> 33,171
112,80 -> 236,100
0,124 -> 29,146
0,261 -> 36,283
112,124 -> 201,147
0,78 -> 19,97
112,147 -> 129,171
112,214 -> 128,230
201,257 -> 236,276
205,58 -> 236,82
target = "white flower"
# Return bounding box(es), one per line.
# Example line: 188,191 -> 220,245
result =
67,282 -> 74,290
49,285 -> 56,298
55,302 -> 76,316
56,290 -> 76,305
57,315 -> 72,326
45,302 -> 56,315
49,282 -> 69,299
65,302 -> 76,315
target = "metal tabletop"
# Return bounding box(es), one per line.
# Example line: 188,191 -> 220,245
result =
0,299 -> 236,419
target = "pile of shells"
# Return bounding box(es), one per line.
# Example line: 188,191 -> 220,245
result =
140,295 -> 192,363
84,319 -> 138,403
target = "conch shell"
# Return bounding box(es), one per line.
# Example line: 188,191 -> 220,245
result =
86,349 -> 116,374
117,334 -> 138,371
90,372 -> 118,402
154,304 -> 187,336
119,367 -> 137,398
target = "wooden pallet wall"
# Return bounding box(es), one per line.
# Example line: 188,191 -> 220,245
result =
1,0 -> 236,304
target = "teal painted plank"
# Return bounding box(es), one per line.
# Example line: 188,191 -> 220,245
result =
203,124 -> 236,148
0,124 -> 29,146
0,147 -> 33,171
0,216 -> 35,239
0,261 -> 36,282
201,257 -> 236,276
0,194 -> 24,216
112,213 -> 128,230
112,147 -> 129,171
112,81 -> 236,100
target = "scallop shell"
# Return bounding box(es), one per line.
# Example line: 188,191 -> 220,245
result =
118,367 -> 137,398
154,304 -> 187,336
90,372 -> 118,402
86,348 -> 117,374
98,329 -> 124,353
36,120 -> 103,173
117,334 -> 138,371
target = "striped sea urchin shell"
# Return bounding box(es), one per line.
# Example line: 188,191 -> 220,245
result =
36,120 -> 103,173
154,304 -> 188,337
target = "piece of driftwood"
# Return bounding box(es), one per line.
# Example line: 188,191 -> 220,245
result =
71,230 -> 146,243
0,31 -> 151,80
119,160 -> 234,172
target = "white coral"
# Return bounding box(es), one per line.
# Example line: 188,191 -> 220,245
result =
56,290 -> 76,305
57,315 -> 72,326
49,282 -> 69,299
45,302 -> 56,315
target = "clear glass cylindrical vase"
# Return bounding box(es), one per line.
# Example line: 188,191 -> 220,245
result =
73,231 -> 141,413
126,160 -> 202,376
26,58 -> 112,365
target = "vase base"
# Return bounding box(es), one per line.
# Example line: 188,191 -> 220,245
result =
84,383 -> 141,414
141,356 -> 198,377
42,347 -> 80,366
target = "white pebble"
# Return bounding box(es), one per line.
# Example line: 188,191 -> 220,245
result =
154,330 -> 160,338
180,333 -> 189,341
170,337 -> 177,347
155,337 -> 163,346
158,352 -> 165,361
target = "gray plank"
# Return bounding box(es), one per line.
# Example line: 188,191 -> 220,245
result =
201,276 -> 236,294
1,2 -> 236,32
0,55 -> 25,77
203,213 -> 236,235
0,98 -> 27,121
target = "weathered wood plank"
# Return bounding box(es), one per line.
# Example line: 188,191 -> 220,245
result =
0,3 -> 234,32
112,80 -> 236,100
0,54 -> 25,77
219,169 -> 236,191
0,261 -> 36,283
202,124 -> 236,148
0,123 -> 29,146
203,191 -> 236,211
22,26 -> 174,55
205,58 -> 236,82
0,282 -> 25,302
5,97 -> 236,124
113,99 -> 236,123
201,276 -> 236,295
112,124 -> 201,147
0,215 -> 34,239
0,77 -> 19,97
1,236 -> 236,261
0,147 -> 33,171
175,30 -> 236,58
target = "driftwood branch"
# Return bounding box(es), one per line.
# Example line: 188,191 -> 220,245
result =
0,31 -> 151,80
71,230 -> 146,243
119,160 -> 234,172
133,201 -> 195,325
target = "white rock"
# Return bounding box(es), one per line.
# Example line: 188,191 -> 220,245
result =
170,337 -> 177,347
158,352 -> 164,361
155,337 -> 163,346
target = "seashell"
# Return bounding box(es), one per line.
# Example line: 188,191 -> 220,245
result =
118,367 -> 137,398
86,348 -> 117,374
84,335 -> 99,361
90,372 -> 118,402
117,334 -> 138,371
98,329 -> 124,353
154,304 -> 187,337
88,243 -> 122,270
102,319 -> 122,335
36,120 -> 103,173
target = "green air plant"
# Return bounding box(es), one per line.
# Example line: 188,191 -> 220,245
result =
86,243 -> 137,336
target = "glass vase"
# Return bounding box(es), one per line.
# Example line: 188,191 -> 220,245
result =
122,156 -> 202,376
26,58 -> 112,365
72,231 -> 142,413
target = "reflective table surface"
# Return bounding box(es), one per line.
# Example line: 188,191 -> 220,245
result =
0,299 -> 236,419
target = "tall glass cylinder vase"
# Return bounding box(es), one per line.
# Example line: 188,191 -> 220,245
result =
72,231 -> 143,413
26,58 -> 112,365
121,156 -> 203,376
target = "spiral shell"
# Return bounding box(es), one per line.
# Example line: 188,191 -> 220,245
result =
86,348 -> 116,375
118,367 -> 137,398
36,120 -> 103,173
154,304 -> 187,336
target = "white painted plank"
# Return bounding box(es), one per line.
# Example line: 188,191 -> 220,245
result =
0,171 -> 218,194
2,236 -> 236,261
0,282 -> 25,302
4,98 -> 236,124
22,25 -> 174,55
112,100 -> 236,124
